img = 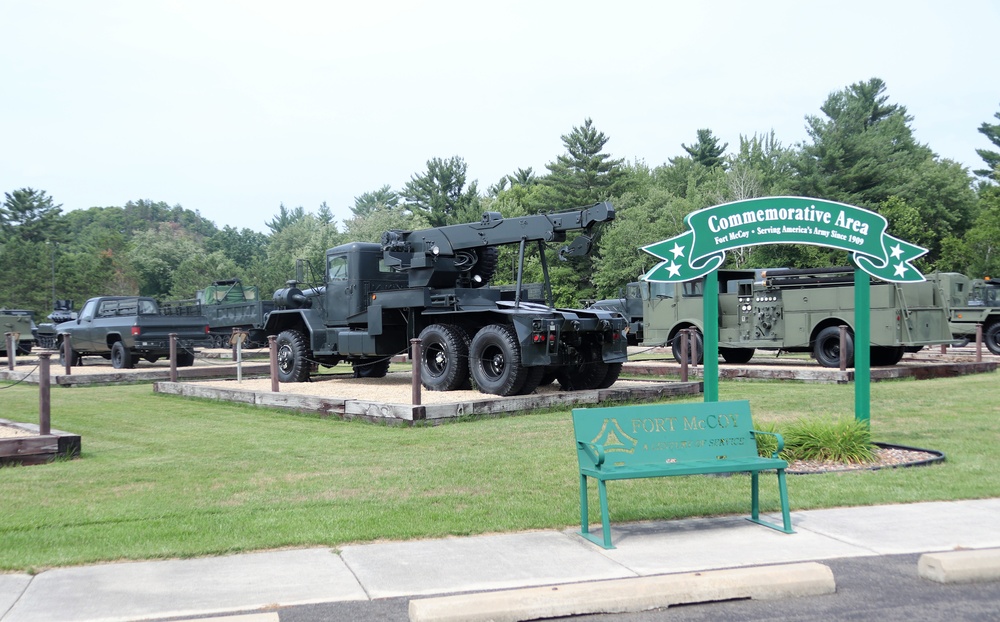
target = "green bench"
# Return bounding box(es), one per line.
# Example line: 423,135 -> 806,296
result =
572,399 -> 793,549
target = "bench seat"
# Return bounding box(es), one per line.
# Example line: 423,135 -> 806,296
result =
572,400 -> 794,549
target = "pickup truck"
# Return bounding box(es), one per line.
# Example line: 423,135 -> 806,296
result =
52,296 -> 211,368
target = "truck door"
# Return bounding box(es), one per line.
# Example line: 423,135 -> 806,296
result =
71,298 -> 100,351
325,253 -> 353,325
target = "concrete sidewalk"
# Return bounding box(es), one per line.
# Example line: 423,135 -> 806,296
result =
2,498 -> 999,622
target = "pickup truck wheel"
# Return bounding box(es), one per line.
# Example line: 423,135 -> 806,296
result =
469,324 -> 528,396
176,351 -> 195,367
814,326 -> 853,368
58,342 -> 81,367
111,342 -> 135,369
276,329 -> 311,382
720,347 -> 755,364
985,322 -> 1000,356
418,324 -> 470,391
671,329 -> 704,365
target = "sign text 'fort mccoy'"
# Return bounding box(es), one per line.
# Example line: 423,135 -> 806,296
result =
642,196 -> 929,283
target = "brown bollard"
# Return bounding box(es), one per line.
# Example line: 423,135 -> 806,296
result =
940,343 -> 947,354
38,352 -> 51,436
268,335 -> 279,393
62,333 -> 72,375
169,333 -> 178,382
5,333 -> 13,370
410,338 -> 422,406
976,324 -> 983,363
839,325 -> 848,371
679,330 -> 689,382
231,327 -> 239,361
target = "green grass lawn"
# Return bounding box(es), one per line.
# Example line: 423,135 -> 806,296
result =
1,371 -> 997,571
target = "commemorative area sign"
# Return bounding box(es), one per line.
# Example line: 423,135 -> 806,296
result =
642,196 -> 928,283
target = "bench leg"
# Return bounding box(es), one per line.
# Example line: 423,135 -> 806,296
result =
578,475 -> 616,549
746,470 -> 794,534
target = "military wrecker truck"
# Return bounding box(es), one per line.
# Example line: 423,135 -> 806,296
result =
931,273 -> 1000,355
263,202 -> 629,396
640,266 -> 955,368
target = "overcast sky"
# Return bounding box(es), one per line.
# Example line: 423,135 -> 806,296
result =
2,1 -> 997,233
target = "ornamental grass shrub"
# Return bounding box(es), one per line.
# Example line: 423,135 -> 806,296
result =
756,417 -> 875,464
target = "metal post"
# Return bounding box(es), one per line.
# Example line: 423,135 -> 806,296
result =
703,270 -> 719,402
38,352 -> 51,436
854,268 -> 871,427
839,325 -> 848,372
236,331 -> 244,382
169,333 -> 178,382
410,338 -> 422,406
231,327 -> 238,361
63,333 -> 72,375
268,335 -> 279,392
679,330 -> 689,382
5,333 -> 12,370
976,324 -> 983,363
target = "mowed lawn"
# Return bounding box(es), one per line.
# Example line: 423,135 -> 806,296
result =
1,370 -> 998,571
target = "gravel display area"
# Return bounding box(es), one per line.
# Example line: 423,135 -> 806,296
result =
0,425 -> 34,438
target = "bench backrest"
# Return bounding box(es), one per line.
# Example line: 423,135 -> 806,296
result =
572,400 -> 757,470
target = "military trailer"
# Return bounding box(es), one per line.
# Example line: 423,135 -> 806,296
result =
640,266 -> 955,367
161,279 -> 276,348
263,203 -> 629,396
930,273 -> 1000,355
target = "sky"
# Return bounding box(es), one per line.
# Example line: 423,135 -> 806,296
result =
2,0 -> 997,233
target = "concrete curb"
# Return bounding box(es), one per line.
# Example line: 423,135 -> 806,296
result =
918,548 -> 1000,584
407,561 -> 836,622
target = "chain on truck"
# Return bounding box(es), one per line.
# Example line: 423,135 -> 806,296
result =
640,266 -> 956,367
262,202 -> 630,396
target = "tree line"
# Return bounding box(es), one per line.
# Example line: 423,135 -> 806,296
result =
2,77 -> 999,319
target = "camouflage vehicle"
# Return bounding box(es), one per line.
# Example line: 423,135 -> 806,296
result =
640,266 -> 955,367
263,203 -> 629,396
931,273 -> 1000,355
0,309 -> 37,356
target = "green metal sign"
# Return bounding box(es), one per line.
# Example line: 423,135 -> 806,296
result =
642,196 -> 928,283
638,196 -> 929,426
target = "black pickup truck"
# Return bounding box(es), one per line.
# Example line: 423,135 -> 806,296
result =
50,296 -> 211,368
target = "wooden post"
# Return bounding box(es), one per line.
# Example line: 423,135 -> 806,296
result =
976,324 -> 983,363
410,338 -> 422,406
839,325 -> 848,372
4,333 -> 13,370
169,333 -> 178,382
62,333 -> 72,375
679,330 -> 689,382
38,352 -> 51,436
231,327 -> 238,361
268,335 -> 279,392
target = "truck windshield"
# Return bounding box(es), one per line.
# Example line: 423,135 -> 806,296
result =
328,256 -> 349,281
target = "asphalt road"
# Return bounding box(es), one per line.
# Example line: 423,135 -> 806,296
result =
195,553 -> 999,622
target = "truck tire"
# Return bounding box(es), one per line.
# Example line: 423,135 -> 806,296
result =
469,324 -> 528,396
276,329 -> 311,382
557,359 -> 609,391
720,347 -> 754,364
516,365 -> 546,395
985,322 -> 1000,356
58,342 -> 81,367
111,341 -> 135,369
469,246 -> 498,287
671,329 -> 704,365
814,326 -> 853,368
596,362 -> 623,389
176,350 -> 195,367
418,324 -> 470,391
353,357 -> 390,378
870,346 -> 904,366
